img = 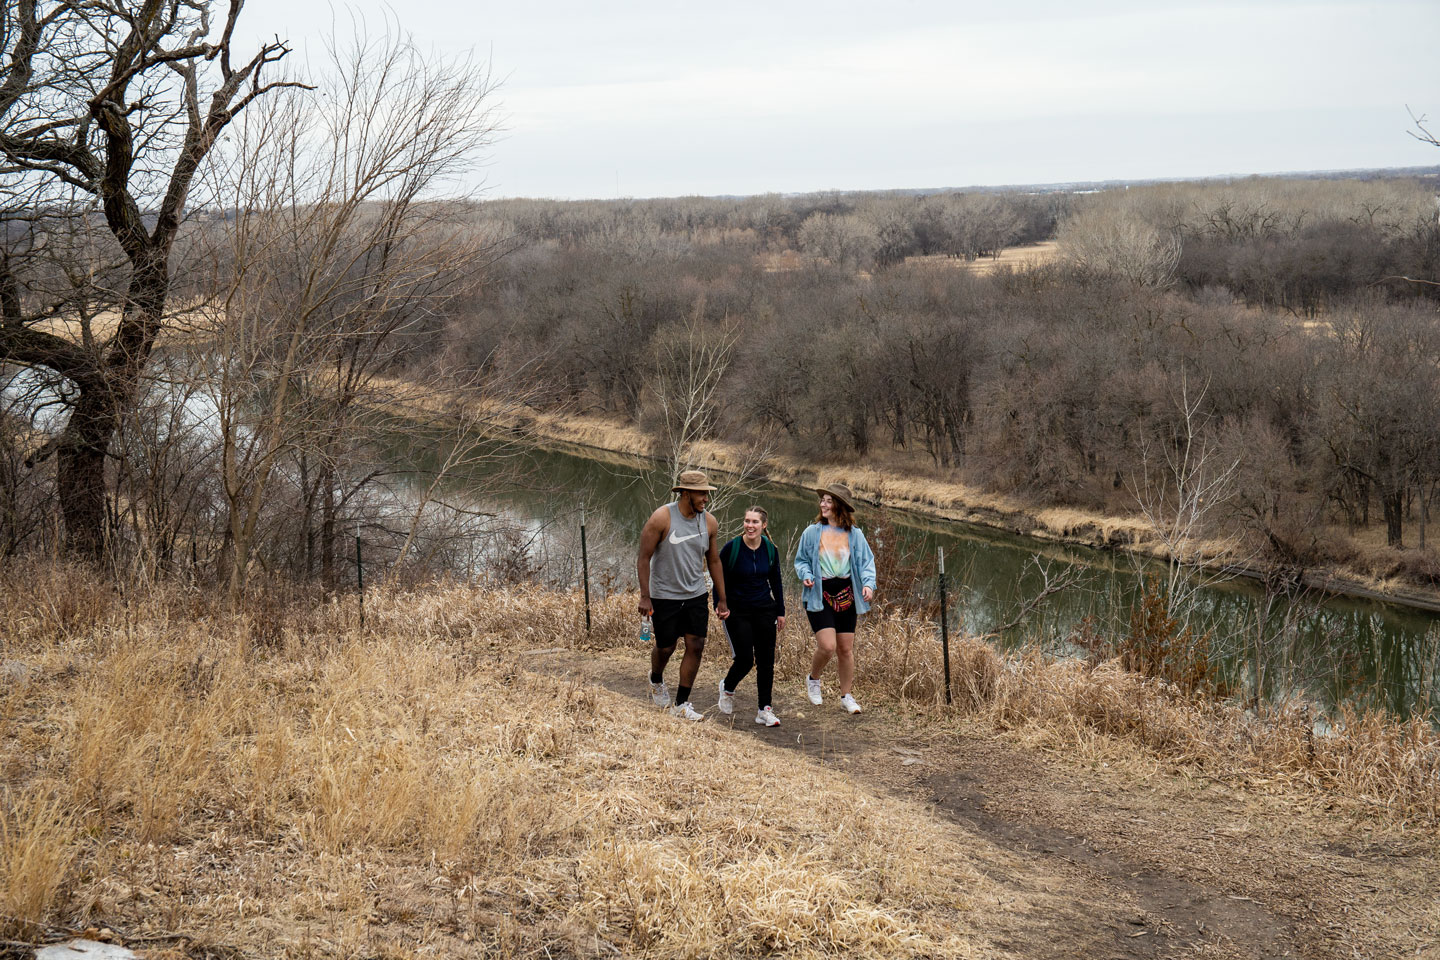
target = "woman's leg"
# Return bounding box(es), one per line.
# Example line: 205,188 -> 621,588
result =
809,627 -> 837,678
835,631 -> 856,695
723,614 -> 756,694
754,616 -> 777,708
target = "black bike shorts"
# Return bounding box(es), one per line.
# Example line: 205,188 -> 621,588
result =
804,577 -> 859,634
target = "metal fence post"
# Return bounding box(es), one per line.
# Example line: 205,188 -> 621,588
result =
939,546 -> 952,706
581,507 -> 592,635
356,533 -> 364,630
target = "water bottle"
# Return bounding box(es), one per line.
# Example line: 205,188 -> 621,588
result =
639,616 -> 653,644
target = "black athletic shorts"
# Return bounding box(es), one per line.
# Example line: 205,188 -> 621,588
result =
805,576 -> 859,634
651,594 -> 709,646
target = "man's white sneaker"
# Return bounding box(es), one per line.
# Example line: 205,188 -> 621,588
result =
669,701 -> 705,721
840,693 -> 862,714
805,676 -> 823,705
649,680 -> 670,707
717,679 -> 735,715
755,706 -> 781,727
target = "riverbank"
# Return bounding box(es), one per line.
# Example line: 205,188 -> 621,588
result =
483,403 -> 1440,614
1,564 -> 1435,958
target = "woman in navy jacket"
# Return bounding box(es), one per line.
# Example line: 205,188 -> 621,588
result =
792,483 -> 876,715
714,505 -> 786,727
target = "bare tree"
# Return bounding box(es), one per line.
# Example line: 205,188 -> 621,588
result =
644,298 -> 775,517
1130,376 -> 1246,624
0,1 -> 303,558
190,29 -> 502,598
1058,200 -> 1182,286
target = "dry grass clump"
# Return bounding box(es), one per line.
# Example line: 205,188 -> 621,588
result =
0,790 -> 76,939
0,563 -> 992,957
981,654 -> 1440,818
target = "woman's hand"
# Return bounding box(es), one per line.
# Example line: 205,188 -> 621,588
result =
803,578 -> 814,588
861,586 -> 874,603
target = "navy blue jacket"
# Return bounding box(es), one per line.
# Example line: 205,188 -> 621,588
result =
714,535 -> 785,616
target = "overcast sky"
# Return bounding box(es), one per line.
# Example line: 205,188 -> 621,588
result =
235,0 -> 1439,200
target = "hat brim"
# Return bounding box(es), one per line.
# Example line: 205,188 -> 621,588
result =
815,486 -> 855,511
673,484 -> 717,492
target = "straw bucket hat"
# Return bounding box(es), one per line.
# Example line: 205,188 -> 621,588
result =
672,469 -> 718,492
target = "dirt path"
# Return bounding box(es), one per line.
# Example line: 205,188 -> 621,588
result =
537,650 -> 1440,960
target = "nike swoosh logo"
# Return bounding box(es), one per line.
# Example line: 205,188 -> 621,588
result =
668,531 -> 702,544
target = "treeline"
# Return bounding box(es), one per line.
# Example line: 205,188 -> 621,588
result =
480,190 -> 1061,267
438,176 -> 1440,576
5,136 -> 1440,585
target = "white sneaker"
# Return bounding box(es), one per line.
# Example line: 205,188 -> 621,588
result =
840,693 -> 862,714
669,701 -> 705,721
755,706 -> 781,727
805,676 -> 823,705
650,680 -> 670,707
717,679 -> 735,715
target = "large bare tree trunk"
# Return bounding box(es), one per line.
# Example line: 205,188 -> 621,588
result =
55,392 -> 112,559
0,2 -> 301,560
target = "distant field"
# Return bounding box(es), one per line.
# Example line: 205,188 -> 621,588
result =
760,241 -> 1059,275
907,240 -> 1059,273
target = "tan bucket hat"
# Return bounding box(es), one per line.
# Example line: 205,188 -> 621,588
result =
816,482 -> 856,511
672,469 -> 717,492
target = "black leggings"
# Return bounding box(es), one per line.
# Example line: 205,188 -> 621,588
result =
722,609 -> 778,709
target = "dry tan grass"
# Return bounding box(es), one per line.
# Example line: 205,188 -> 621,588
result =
0,561 -> 997,957
0,790 -> 76,939
3,561 -> 1436,954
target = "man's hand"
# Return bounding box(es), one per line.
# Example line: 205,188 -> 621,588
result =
776,615 -> 786,631
716,601 -> 730,621
638,595 -> 653,617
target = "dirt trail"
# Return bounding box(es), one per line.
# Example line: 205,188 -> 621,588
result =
538,650 -> 1440,960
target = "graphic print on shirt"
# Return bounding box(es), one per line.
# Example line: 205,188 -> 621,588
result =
817,527 -> 851,580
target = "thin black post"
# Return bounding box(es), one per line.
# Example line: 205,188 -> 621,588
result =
580,507 -> 592,634
938,546 -> 952,705
356,533 -> 365,630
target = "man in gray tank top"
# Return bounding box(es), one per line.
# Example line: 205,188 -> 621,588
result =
638,470 -> 729,720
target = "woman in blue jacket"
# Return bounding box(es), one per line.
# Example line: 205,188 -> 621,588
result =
793,483 -> 877,714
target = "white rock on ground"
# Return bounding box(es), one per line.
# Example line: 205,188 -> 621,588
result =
35,940 -> 138,960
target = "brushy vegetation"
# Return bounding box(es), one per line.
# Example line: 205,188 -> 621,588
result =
9,172 -> 1440,595
2,560 -> 1437,954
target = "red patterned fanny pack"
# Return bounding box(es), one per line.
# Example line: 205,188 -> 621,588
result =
823,583 -> 854,612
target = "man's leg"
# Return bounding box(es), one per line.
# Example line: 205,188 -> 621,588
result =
651,641 -> 677,683
675,634 -> 705,705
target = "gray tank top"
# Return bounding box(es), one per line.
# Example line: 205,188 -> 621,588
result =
649,501 -> 709,600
